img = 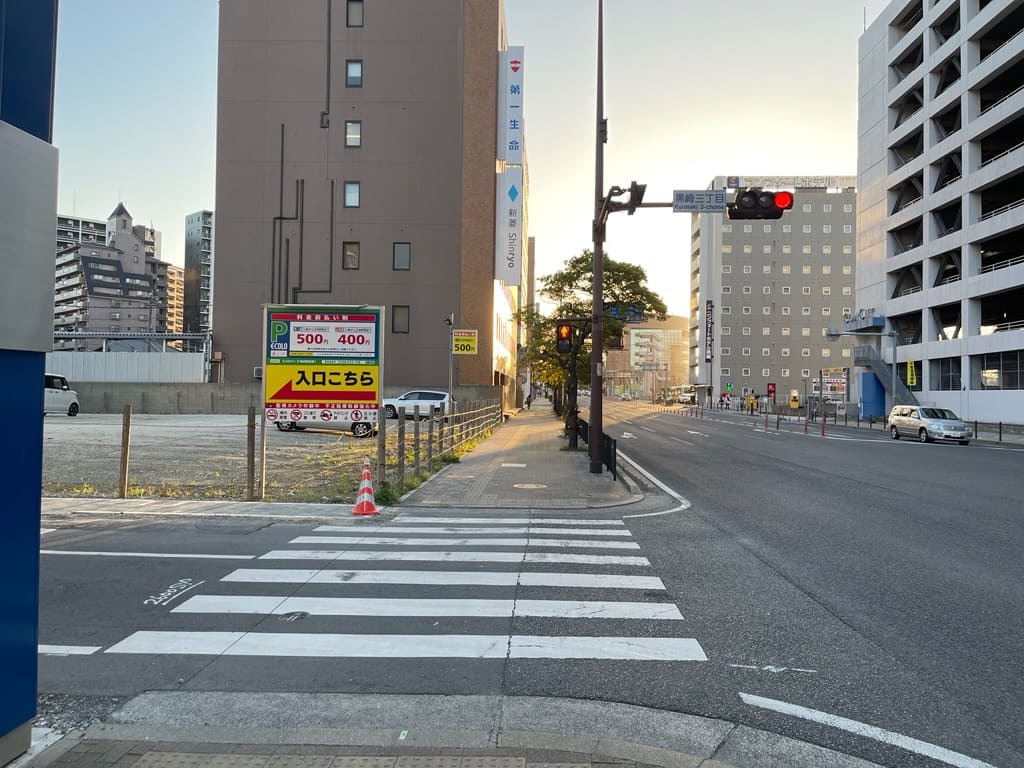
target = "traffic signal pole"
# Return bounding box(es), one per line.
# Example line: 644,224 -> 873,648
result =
589,0 -> 605,474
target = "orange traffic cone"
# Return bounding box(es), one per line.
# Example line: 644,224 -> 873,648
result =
352,460 -> 379,516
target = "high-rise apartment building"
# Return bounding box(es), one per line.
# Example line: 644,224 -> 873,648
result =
690,177 -> 858,409
213,0 -> 528,404
56,214 -> 106,251
183,210 -> 214,343
856,0 -> 1024,422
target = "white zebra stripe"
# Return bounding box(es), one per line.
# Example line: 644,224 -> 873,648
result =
393,517 -> 625,525
314,526 -> 632,536
289,537 -> 641,550
258,550 -> 651,566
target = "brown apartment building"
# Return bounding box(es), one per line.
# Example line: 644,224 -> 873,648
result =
214,0 -> 527,401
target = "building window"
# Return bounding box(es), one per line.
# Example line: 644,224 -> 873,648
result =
843,307 -> 852,316
802,327 -> 811,336
722,245 -> 732,254
823,287 -> 832,295
762,368 -> 771,376
763,224 -> 772,233
346,60 -> 363,87
782,327 -> 791,336
782,286 -> 791,295
344,181 -> 360,207
842,265 -> 852,274
743,224 -> 753,233
843,225 -> 853,233
762,327 -> 771,336
802,348 -> 811,357
802,265 -> 811,274
742,367 -> 751,376
822,348 -> 831,357
346,0 -> 364,26
802,245 -> 812,254
803,204 -> 812,212
722,286 -> 732,294
742,327 -> 752,335
393,242 -> 411,270
743,265 -> 752,274
782,307 -> 791,315
782,265 -> 791,273
842,348 -> 852,358
722,265 -> 732,273
783,224 -> 791,233
782,368 -> 791,377
742,307 -> 752,315
722,327 -> 731,335
743,245 -> 753,253
722,306 -> 732,314
392,305 -> 410,333
823,265 -> 832,274
802,225 -> 812,233
843,204 -> 853,213
722,347 -> 731,356
345,120 -> 362,147
743,286 -> 752,294
783,245 -> 792,254
763,265 -> 771,273
823,246 -> 832,254
342,242 -> 360,269
822,307 -> 831,315
976,351 -> 1023,389
722,224 -> 733,232
721,368 -> 731,376
782,348 -> 791,356
762,348 -> 770,357
763,307 -> 771,315
763,286 -> 771,294
742,348 -> 751,356
843,246 -> 852,254
802,287 -> 811,295
823,225 -> 832,233
823,204 -> 832,213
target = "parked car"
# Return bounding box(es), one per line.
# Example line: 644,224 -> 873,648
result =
274,409 -> 377,437
619,392 -> 633,401
888,405 -> 971,445
382,390 -> 453,419
44,373 -> 79,416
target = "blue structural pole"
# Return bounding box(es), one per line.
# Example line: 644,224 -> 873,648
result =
0,1 -> 59,764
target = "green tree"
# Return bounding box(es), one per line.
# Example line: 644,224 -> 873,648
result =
518,251 -> 667,428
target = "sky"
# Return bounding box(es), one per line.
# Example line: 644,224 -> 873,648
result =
53,0 -> 890,316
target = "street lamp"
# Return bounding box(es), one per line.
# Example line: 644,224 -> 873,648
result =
825,327 -> 899,417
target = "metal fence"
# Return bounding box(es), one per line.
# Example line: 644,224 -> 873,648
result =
41,400 -> 504,503
575,417 -> 617,480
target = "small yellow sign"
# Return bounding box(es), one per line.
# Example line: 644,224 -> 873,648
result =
907,359 -> 917,386
452,329 -> 478,355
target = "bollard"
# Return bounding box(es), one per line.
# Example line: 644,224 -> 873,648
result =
118,404 -> 132,498
763,414 -> 768,429
803,416 -> 809,435
999,422 -> 1003,443
246,406 -> 256,501
820,413 -> 827,437
776,414 -> 781,430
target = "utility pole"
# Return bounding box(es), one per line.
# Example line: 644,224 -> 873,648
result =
589,0 -> 606,475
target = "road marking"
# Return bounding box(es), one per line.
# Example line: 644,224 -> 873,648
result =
739,693 -> 997,768
686,430 -> 708,437
224,569 -> 665,590
40,550 -> 253,560
38,644 -> 101,655
669,436 -> 696,447
40,529 -> 56,535
501,463 -> 527,468
288,536 -> 641,549
105,631 -> 707,660
313,526 -> 632,536
259,550 -> 651,565
172,595 -> 684,620
393,517 -> 625,526
640,426 -> 656,432
617,449 -> 692,519
728,663 -> 817,674
620,432 -> 638,439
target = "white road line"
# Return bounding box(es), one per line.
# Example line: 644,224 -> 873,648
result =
288,537 -> 641,549
38,644 -> 101,655
393,517 -> 625,525
616,449 -> 692,519
40,529 -> 56,535
223,569 -> 665,590
669,436 -> 696,447
313,526 -> 632,537
501,463 -> 527,467
258,550 -> 651,565
172,595 -> 684,620
40,549 -> 253,560
105,631 -> 707,660
640,426 -> 656,432
739,693 -> 998,768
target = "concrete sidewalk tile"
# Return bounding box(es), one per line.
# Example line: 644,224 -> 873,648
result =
330,758 -> 397,768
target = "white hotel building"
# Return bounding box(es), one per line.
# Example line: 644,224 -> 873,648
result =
855,0 -> 1024,421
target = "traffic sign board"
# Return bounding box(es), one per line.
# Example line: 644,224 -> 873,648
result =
452,329 -> 478,355
673,189 -> 727,213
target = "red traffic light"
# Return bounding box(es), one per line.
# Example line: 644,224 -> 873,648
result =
773,190 -> 794,210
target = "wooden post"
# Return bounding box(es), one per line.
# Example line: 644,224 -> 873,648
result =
118,404 -> 132,498
413,406 -> 421,475
397,407 -> 406,486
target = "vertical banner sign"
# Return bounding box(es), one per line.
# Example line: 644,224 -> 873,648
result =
495,166 -> 523,285
263,305 -> 383,426
704,300 -> 714,363
498,47 -> 525,164
907,359 -> 917,386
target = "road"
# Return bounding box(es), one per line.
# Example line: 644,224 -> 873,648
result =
36,406 -> 1024,768
599,399 -> 1024,768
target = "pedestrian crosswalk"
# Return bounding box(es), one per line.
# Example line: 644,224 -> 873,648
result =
103,512 -> 708,662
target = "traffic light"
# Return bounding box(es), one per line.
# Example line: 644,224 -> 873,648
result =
727,188 -> 794,220
626,181 -> 647,214
556,321 -> 573,353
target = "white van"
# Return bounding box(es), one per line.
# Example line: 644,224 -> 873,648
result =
44,373 -> 80,416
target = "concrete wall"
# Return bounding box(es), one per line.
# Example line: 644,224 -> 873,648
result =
76,383 -> 503,414
46,351 -> 206,382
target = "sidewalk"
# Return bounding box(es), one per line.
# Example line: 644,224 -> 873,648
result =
29,400 -> 884,768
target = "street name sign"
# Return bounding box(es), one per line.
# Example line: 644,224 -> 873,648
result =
673,189 -> 727,213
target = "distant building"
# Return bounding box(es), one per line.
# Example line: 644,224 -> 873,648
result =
691,176 -> 858,409
856,0 -> 1024,422
183,210 -> 214,347
56,214 -> 106,251
166,264 -> 184,337
605,315 -> 688,400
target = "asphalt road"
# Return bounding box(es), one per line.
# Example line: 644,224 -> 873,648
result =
36,406 -> 1024,768
598,400 -> 1024,768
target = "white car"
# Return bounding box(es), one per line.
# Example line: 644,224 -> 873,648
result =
274,410 -> 377,437
382,390 -> 454,419
44,373 -> 80,416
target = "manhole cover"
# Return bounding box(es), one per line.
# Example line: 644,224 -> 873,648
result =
512,483 -> 547,489
279,611 -> 309,622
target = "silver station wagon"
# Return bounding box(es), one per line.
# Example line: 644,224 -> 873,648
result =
888,405 -> 972,445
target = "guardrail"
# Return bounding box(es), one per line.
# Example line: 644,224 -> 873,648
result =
575,417 -> 617,480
